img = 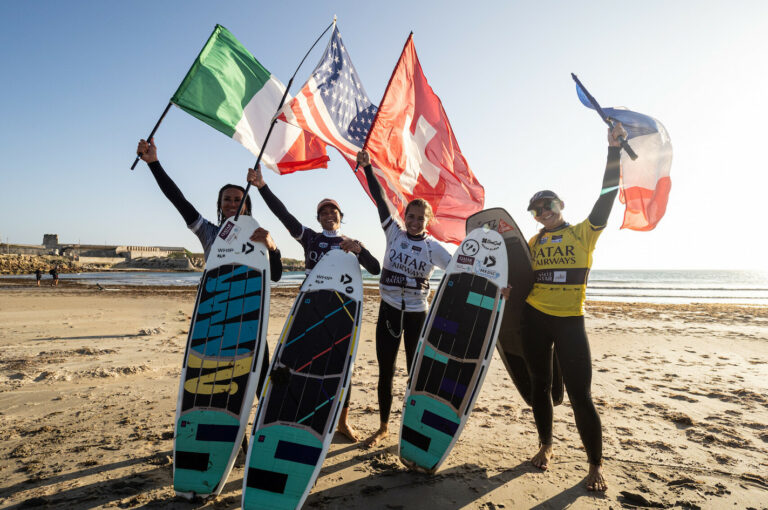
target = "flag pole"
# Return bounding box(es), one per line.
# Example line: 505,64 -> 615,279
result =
234,18 -> 336,220
571,73 -> 638,161
132,25 -> 224,170
354,31 -> 414,174
130,102 -> 173,170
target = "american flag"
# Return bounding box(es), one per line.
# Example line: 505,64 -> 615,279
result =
280,26 -> 378,163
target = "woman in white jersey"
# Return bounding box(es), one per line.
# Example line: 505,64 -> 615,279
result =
356,150 -> 452,447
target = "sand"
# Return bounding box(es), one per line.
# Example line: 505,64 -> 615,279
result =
0,281 -> 766,509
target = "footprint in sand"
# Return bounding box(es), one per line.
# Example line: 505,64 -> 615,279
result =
710,452 -> 735,465
664,411 -> 694,426
666,393 -> 698,403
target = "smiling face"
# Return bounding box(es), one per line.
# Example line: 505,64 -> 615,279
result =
531,199 -> 565,230
219,187 -> 245,220
317,205 -> 341,231
405,203 -> 428,236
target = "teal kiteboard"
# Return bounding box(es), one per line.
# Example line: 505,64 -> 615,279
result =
173,215 -> 270,499
399,227 -> 508,473
466,208 -> 564,406
242,249 -> 363,510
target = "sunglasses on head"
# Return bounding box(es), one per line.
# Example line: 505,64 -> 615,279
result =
529,200 -> 561,217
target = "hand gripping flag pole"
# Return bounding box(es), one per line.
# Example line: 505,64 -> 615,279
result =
130,102 -> 172,170
234,17 -> 336,220
571,73 -> 638,161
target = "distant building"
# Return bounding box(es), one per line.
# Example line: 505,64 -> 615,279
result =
1,235 -> 186,264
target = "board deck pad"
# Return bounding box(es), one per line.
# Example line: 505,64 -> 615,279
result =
174,215 -> 270,498
399,228 -> 508,472
243,250 -> 363,510
465,208 -> 564,406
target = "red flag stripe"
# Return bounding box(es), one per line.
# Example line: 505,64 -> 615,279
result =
302,88 -> 358,156
619,177 -> 672,231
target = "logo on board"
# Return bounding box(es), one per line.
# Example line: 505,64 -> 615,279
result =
460,239 -> 480,256
481,237 -> 502,251
474,261 -> 500,280
498,219 -> 515,233
457,255 -> 475,265
219,221 -> 235,240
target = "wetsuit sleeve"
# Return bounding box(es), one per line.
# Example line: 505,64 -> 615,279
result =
258,184 -> 304,239
357,244 -> 380,275
363,164 -> 391,224
147,160 -> 200,226
268,248 -> 282,282
587,146 -> 622,228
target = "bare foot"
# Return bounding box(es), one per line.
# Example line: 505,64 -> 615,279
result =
335,406 -> 358,442
530,443 -> 553,470
364,424 -> 389,448
585,463 -> 607,491
336,420 -> 358,442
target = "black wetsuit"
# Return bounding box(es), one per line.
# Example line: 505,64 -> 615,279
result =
522,146 -> 621,465
148,160 -> 282,394
257,183 -> 381,409
361,164 -> 452,423
257,184 -> 380,275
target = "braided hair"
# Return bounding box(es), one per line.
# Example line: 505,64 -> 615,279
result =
216,184 -> 252,225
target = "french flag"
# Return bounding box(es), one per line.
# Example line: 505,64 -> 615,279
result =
576,87 -> 673,231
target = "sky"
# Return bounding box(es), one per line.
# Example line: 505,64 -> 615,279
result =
1,1 -> 766,270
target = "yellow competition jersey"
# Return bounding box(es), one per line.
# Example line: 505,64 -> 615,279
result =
525,219 -> 604,317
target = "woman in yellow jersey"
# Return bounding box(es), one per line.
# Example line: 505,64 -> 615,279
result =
517,122 -> 626,492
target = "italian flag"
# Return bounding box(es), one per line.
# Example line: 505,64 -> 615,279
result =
171,25 -> 329,174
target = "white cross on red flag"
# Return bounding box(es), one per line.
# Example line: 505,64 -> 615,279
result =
363,34 -> 485,244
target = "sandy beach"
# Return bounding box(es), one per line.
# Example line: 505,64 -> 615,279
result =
0,281 -> 766,509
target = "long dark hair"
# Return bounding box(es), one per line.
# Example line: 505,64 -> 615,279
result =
217,184 -> 251,224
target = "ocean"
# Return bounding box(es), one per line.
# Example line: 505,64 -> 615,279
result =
7,269 -> 768,305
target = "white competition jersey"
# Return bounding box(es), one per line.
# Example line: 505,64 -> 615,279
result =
379,216 -> 452,312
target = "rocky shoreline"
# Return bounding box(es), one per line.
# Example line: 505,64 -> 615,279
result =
0,254 -> 305,275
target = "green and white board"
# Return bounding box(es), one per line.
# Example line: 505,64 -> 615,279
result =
399,227 -> 508,473
242,250 -> 363,510
465,208 -> 564,406
173,215 -> 270,499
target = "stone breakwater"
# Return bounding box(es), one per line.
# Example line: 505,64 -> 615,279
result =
0,255 -> 93,275
0,254 -> 305,274
0,254 -> 201,274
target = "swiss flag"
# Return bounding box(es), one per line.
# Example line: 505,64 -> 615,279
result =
360,34 -> 484,244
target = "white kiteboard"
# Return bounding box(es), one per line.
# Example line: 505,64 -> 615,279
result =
399,227 -> 508,472
465,208 -> 564,407
173,215 -> 270,499
243,249 -> 363,510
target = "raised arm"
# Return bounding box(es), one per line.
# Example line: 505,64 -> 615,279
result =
138,139 -> 200,225
247,167 -> 303,238
588,123 -> 626,227
357,150 -> 390,224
